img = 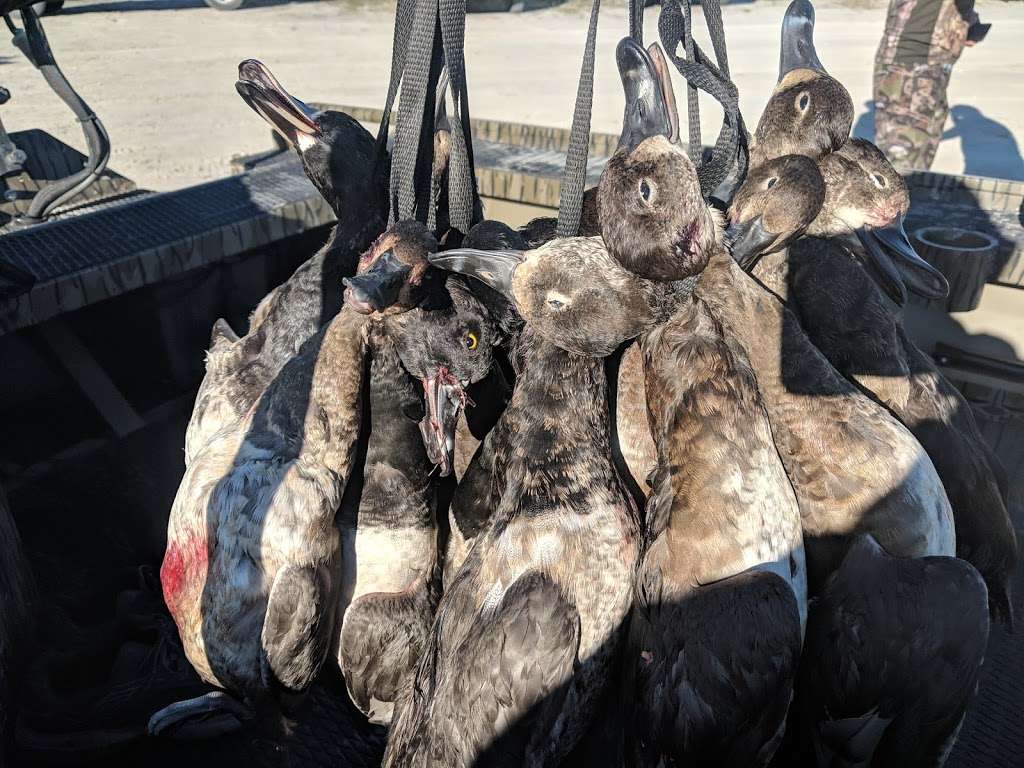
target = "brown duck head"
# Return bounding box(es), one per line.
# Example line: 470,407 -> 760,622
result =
597,39 -> 721,282
385,276 -> 498,476
805,138 -> 949,306
343,221 -> 442,314
727,154 -> 826,270
749,0 -> 854,166
428,236 -> 662,358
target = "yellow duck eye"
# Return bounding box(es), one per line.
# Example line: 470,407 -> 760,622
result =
464,332 -> 478,350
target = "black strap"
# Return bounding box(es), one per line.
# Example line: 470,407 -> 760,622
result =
380,0 -> 478,232
658,0 -> 747,198
437,0 -> 477,233
628,0 -> 643,43
556,0 -> 601,238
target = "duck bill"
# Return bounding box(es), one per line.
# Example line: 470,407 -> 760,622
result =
870,220 -> 950,300
418,368 -> 467,477
727,216 -> 778,271
235,59 -> 319,147
427,248 -> 525,304
779,0 -> 825,79
854,227 -> 909,306
615,38 -> 680,153
342,250 -> 412,314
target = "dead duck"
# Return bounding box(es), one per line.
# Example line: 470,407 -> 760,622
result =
438,220 -> 523,582
727,151 -> 995,763
696,251 -> 984,768
184,60 -> 388,463
383,236 -> 646,768
748,0 -> 853,168
792,534 -> 989,768
734,138 -> 1017,625
335,274 -> 499,726
613,267 -> 809,768
598,48 -> 807,762
152,304 -> 371,738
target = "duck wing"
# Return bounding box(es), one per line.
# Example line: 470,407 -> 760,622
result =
797,535 -> 989,767
385,571 -> 581,768
260,563 -> 336,695
627,569 -> 801,767
338,579 -> 435,725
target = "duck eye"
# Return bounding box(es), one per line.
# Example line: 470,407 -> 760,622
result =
464,332 -> 478,350
546,290 -> 570,310
638,179 -> 654,204
796,92 -> 810,111
871,173 -> 888,189
765,177 -> 778,190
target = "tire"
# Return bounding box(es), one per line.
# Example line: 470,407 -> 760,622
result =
204,0 -> 245,9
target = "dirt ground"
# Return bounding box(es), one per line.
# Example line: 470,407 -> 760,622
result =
1,0 -> 1021,192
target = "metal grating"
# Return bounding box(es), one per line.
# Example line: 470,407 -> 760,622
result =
0,160 -> 334,334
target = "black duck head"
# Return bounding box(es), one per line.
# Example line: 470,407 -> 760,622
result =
749,0 -> 853,166
727,154 -> 826,270
598,39 -> 720,282
343,221 -> 443,315
385,276 -> 498,477
429,236 -> 661,358
236,59 -> 384,217
806,138 -> 949,306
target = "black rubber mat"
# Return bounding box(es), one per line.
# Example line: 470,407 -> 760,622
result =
947,504 -> 1024,768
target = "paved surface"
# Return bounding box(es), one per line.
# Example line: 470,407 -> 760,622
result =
0,0 -> 1021,192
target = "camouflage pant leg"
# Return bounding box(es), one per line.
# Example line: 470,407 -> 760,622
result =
873,61 -> 952,171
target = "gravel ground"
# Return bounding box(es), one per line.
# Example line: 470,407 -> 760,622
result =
0,0 -> 1021,191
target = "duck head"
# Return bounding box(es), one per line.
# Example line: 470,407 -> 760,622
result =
749,0 -> 853,166
727,154 -> 826,270
343,221 -> 443,314
429,236 -> 661,357
598,39 -> 721,282
236,59 -> 379,215
805,138 -> 949,305
386,277 -> 498,476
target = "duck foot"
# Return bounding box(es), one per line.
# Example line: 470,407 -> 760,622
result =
147,691 -> 252,740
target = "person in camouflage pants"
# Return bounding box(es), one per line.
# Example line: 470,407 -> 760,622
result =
874,0 -> 983,171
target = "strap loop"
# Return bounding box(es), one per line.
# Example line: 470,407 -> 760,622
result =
556,0 -> 601,238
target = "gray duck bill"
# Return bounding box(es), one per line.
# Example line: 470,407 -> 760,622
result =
427,248 -> 525,303
855,227 -> 910,306
342,250 -> 412,314
727,216 -> 778,271
870,220 -> 950,300
779,0 -> 826,79
235,59 -> 319,147
615,38 -> 679,153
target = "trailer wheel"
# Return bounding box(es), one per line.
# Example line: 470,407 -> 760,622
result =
203,0 -> 245,9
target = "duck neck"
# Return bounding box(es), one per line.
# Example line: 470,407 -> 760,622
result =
303,309 -> 371,477
751,249 -> 791,302
500,331 -> 625,518
346,322 -> 434,529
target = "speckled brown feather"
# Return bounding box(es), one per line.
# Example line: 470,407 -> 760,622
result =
623,289 -> 805,766
695,252 -> 955,593
385,333 -> 640,768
